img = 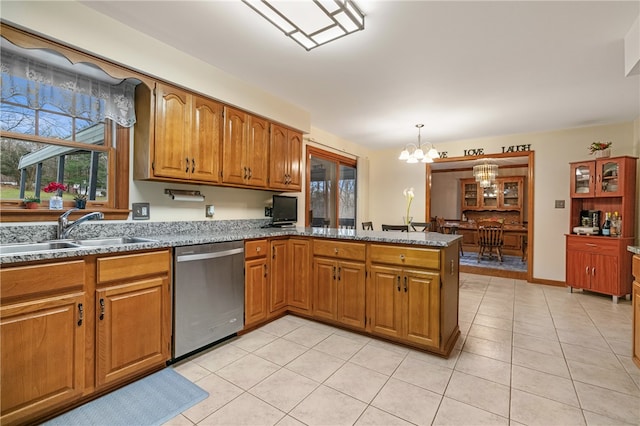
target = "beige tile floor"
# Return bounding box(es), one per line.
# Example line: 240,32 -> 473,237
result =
166,273 -> 640,426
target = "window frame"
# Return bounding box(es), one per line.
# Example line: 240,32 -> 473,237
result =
0,23 -> 153,222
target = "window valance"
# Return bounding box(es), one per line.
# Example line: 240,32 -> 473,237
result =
1,50 -> 137,128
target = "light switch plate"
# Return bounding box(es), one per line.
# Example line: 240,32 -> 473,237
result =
132,202 -> 150,220
555,200 -> 565,208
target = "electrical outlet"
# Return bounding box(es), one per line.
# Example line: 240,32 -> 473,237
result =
205,205 -> 215,218
265,207 -> 272,217
132,202 -> 150,220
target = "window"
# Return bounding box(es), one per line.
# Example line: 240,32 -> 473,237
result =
0,25 -> 142,221
306,146 -> 357,228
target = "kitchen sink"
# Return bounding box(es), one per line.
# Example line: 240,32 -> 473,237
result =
0,241 -> 80,254
71,237 -> 158,246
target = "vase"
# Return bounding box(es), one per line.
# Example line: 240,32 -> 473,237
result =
595,148 -> 610,158
75,199 -> 86,209
403,216 -> 413,225
25,201 -> 39,209
49,195 -> 63,210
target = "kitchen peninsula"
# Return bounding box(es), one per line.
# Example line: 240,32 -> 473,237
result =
0,221 -> 461,426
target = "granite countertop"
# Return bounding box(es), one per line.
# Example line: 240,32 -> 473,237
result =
0,222 -> 461,265
628,246 -> 640,255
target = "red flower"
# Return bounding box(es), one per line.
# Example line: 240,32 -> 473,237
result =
43,182 -> 67,193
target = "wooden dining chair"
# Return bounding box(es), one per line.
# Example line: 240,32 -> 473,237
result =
362,221 -> 374,230
410,221 -> 430,232
476,220 -> 504,262
381,224 -> 409,232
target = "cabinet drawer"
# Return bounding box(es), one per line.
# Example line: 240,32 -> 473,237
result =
0,260 -> 85,301
633,255 -> 640,281
369,244 -> 440,269
313,239 -> 365,261
245,239 -> 268,259
97,250 -> 170,283
566,236 -> 620,253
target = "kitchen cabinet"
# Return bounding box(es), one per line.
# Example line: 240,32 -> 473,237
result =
288,238 -> 311,312
94,250 -> 171,388
632,254 -> 639,368
368,245 -> 440,348
222,106 -> 269,188
269,124 -> 302,191
0,260 -> 86,426
312,240 -> 366,329
270,239 -> 289,314
134,82 -> 222,183
245,239 -> 269,328
566,156 -> 637,302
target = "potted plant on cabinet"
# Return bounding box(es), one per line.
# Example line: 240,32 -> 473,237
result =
23,195 -> 40,209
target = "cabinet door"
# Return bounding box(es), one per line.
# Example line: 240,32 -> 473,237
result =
404,269 -> 440,348
590,253 -> 618,294
96,277 -> 169,388
246,115 -> 269,188
269,239 -> 289,313
245,257 -> 268,327
191,97 -> 222,182
481,185 -> 499,208
500,178 -> 522,208
269,124 -> 289,190
570,162 -> 595,197
222,106 -> 248,185
1,293 -> 85,425
633,281 -> 640,367
336,260 -> 366,329
154,83 -> 190,179
461,180 -> 479,209
313,258 -> 337,321
287,131 -> 302,191
596,158 -> 624,197
566,249 -> 591,289
368,265 -> 403,339
288,238 -> 311,311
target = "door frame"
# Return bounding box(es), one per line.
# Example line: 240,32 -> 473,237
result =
425,151 -> 535,282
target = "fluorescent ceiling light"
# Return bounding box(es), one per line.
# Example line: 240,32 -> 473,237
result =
243,0 -> 365,51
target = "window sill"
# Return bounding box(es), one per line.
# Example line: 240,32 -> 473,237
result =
0,208 -> 131,222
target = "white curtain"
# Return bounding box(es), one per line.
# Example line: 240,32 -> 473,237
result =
1,50 -> 137,128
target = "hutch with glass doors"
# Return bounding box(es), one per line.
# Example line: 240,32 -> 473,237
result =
566,155 -> 637,303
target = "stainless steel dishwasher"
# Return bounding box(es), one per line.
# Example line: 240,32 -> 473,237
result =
173,240 -> 244,360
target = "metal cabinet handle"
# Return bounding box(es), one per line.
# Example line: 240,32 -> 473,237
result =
192,158 -> 195,173
585,266 -> 589,276
450,259 -> 455,275
333,266 -> 337,280
592,267 -> 595,276
99,298 -> 105,320
77,303 -> 84,326
338,267 -> 341,281
399,254 -> 405,260
334,248 -> 339,254
397,276 -> 401,292
404,276 -> 408,292
264,263 -> 268,277
243,167 -> 248,180
248,168 -> 252,179
256,246 -> 261,253
272,246 -> 276,259
185,158 -> 189,173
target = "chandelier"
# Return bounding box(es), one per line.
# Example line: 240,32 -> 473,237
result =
398,124 -> 439,164
473,161 -> 499,187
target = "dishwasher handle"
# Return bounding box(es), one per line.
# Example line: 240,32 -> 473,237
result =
176,247 -> 244,262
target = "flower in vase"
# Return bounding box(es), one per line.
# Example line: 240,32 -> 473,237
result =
43,181 -> 67,194
403,187 -> 414,225
589,141 -> 612,155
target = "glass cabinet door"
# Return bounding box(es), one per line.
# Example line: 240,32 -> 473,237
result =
462,182 -> 478,208
597,159 -> 622,196
482,184 -> 498,208
502,181 -> 521,207
570,162 -> 594,197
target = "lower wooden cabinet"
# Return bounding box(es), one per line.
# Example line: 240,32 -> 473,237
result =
566,236 -> 634,301
270,239 -> 288,313
245,256 -> 269,327
0,249 -> 172,426
288,238 -> 311,312
632,254 -> 640,368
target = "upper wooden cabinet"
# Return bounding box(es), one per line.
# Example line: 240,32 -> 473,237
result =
134,82 -> 223,183
269,124 -> 302,191
460,176 -> 524,223
222,106 -> 269,188
570,156 -> 632,198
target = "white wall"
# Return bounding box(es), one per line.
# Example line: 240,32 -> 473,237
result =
370,121 -> 637,282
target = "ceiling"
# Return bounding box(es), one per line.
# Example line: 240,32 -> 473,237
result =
80,1 -> 639,151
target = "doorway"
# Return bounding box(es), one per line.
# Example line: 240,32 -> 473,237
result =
306,146 -> 357,229
426,151 -> 534,281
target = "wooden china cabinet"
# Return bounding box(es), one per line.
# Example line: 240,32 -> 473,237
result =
460,176 -> 524,223
565,155 -> 637,302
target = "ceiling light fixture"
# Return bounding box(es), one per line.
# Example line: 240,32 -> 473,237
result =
242,0 -> 365,51
399,124 -> 439,164
473,161 -> 499,188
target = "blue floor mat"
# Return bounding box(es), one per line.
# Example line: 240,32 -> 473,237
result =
43,368 -> 207,426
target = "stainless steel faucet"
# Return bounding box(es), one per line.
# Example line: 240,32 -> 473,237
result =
57,208 -> 104,239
